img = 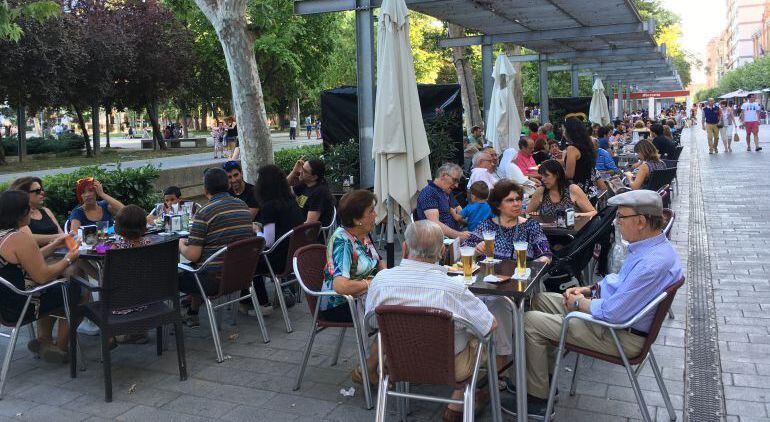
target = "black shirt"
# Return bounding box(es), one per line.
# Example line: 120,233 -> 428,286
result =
229,182 -> 259,216
293,182 -> 335,226
652,135 -> 676,159
258,199 -> 304,273
532,150 -> 551,165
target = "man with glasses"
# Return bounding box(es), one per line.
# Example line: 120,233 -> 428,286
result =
467,151 -> 499,190
520,190 -> 682,418
415,163 -> 470,240
222,161 -> 258,220
286,157 -> 335,226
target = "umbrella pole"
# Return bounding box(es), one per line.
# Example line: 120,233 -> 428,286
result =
386,197 -> 395,268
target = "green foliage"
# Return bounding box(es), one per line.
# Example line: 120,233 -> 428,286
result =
1,133 -> 84,155
424,109 -> 460,175
0,165 -> 161,224
0,0 -> 59,41
323,140 -> 360,189
274,144 -> 323,175
696,56 -> 770,101
632,0 -> 693,87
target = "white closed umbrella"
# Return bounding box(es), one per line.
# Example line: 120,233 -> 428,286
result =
486,54 -> 521,153
589,78 -> 611,126
372,0 -> 432,265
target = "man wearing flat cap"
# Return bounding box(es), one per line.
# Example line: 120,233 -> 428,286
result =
519,190 -> 683,418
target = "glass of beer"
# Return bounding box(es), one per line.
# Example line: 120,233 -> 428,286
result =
482,230 -> 495,262
514,242 -> 528,276
460,246 -> 475,279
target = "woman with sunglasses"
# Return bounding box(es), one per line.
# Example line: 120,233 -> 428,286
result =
8,177 -> 63,245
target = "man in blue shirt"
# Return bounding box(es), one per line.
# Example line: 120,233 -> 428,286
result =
522,190 -> 683,418
415,163 -> 470,239
701,97 -> 721,154
593,139 -> 619,174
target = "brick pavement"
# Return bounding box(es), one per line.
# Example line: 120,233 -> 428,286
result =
0,125 -> 756,421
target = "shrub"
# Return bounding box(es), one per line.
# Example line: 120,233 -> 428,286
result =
1,164 -> 161,225
274,144 -> 323,175
323,139 -> 360,189
424,109 -> 460,175
1,133 -> 85,156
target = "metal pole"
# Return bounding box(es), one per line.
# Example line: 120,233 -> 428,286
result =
571,65 -> 579,97
608,83 -> 615,119
538,56 -> 550,123
481,38 -> 493,125
356,1 -> 376,188
386,198 -> 395,268
617,81 -> 624,118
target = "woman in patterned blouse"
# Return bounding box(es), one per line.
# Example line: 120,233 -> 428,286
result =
464,180 -> 552,263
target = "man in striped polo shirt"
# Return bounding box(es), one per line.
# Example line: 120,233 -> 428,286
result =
179,167 -> 255,326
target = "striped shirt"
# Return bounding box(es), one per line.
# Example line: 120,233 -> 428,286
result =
365,259 -> 494,354
589,233 -> 682,332
187,192 -> 254,279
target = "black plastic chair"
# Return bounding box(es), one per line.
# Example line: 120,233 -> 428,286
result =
646,168 -> 677,193
670,145 -> 684,161
542,205 -> 618,292
69,240 -> 187,402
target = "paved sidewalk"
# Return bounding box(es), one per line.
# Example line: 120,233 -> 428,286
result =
0,126 -> 763,421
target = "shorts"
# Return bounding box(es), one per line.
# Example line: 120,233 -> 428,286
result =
455,339 -> 485,382
745,121 -> 760,135
306,125 -> 312,132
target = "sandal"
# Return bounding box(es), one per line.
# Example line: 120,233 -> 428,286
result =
40,343 -> 69,364
442,388 -> 490,422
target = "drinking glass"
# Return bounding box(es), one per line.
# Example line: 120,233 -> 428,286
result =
182,202 -> 193,216
514,242 -> 528,276
460,246 -> 475,279
482,231 -> 495,261
171,203 -> 180,215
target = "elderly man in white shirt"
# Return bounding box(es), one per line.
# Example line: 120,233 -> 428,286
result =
366,220 -> 513,421
467,151 -> 499,190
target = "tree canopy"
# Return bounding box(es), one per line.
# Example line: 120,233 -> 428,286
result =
696,56 -> 770,101
0,0 -> 58,41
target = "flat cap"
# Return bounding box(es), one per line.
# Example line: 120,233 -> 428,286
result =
608,190 -> 663,216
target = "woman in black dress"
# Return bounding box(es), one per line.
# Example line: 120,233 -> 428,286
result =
9,177 -> 63,245
562,118 -> 597,197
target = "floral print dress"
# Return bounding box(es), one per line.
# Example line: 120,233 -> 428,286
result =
321,227 -> 381,311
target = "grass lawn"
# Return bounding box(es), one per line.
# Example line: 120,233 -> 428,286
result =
0,147 -> 212,174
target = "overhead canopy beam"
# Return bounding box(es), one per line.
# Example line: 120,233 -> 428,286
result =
294,0 -> 440,14
437,21 -> 652,48
547,63 -> 670,72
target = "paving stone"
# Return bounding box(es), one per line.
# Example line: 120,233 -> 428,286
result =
261,393 -> 338,417
14,404 -> 89,422
161,394 -> 239,419
115,404 -> 210,422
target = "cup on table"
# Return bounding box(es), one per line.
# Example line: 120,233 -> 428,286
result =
514,241 -> 528,276
172,203 -> 180,214
460,246 -> 475,279
96,221 -> 109,241
482,230 -> 495,262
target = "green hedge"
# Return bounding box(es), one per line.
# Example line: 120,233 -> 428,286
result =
1,133 -> 85,156
274,142 -> 360,189
274,144 -> 323,175
0,165 -> 161,225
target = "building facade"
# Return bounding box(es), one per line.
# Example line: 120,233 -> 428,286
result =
705,29 -> 732,88
751,2 -> 770,58
726,0 -> 766,69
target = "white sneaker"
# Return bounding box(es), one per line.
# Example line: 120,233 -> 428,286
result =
238,302 -> 272,317
77,319 -> 100,336
258,304 -> 273,317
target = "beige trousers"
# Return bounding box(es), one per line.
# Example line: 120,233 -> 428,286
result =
524,293 -> 646,399
705,124 -> 720,152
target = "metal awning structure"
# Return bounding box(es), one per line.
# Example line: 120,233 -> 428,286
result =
294,0 -> 683,190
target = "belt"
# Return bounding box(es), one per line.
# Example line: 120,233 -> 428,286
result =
627,328 -> 648,338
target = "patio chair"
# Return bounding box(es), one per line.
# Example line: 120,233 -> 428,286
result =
69,240 -> 187,402
177,237 -> 269,363
662,209 -> 676,319
320,206 -> 338,243
647,167 -> 677,196
292,245 -> 374,409
662,159 -> 679,194
0,276 -> 80,398
657,184 -> 671,209
367,305 -> 501,422
670,145 -> 684,161
256,221 -> 321,333
543,278 -> 685,422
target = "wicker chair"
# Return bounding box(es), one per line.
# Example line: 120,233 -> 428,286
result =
367,305 -> 502,422
256,221 -> 321,333
69,240 -> 187,402
292,245 -> 374,409
177,237 -> 269,363
0,277 -> 79,398
544,278 -> 685,422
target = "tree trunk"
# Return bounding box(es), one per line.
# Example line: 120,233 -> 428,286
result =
105,105 -> 112,149
194,0 -> 274,183
17,104 -> 26,161
182,114 -> 190,139
91,103 -> 100,155
194,106 -> 201,131
448,23 -> 483,132
201,103 -> 208,130
504,44 -> 525,122
73,104 -> 93,157
147,101 -> 167,150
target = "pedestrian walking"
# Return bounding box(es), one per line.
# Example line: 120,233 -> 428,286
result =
718,101 -> 735,153
289,117 -> 297,140
701,98 -> 720,154
740,94 -> 762,152
314,119 -> 321,139
305,115 -> 313,139
211,121 -> 225,158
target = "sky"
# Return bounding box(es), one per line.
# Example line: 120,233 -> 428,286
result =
660,0 -> 727,84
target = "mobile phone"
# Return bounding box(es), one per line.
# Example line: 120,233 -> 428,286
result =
64,234 -> 77,251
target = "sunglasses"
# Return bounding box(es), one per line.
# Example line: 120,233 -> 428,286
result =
29,188 -> 44,195
222,161 -> 241,171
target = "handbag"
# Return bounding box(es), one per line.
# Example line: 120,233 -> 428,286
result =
733,132 -> 740,143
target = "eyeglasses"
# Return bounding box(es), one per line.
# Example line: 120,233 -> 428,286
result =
29,188 -> 44,195
614,213 -> 642,222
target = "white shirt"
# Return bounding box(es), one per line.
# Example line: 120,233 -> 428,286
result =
365,259 -> 494,354
498,147 -> 519,179
290,119 -> 297,128
468,167 -> 499,190
741,102 -> 761,123
505,162 -> 537,195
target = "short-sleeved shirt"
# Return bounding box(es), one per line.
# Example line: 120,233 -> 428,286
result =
69,200 -> 113,227
229,182 -> 258,213
463,217 -> 552,261
293,182 -> 335,226
187,193 -> 254,281
258,198 -> 304,273
461,202 -> 493,231
415,181 -> 461,232
597,137 -> 610,151
595,147 -> 619,173
467,168 -> 499,190
741,102 -> 761,122
321,227 -> 381,311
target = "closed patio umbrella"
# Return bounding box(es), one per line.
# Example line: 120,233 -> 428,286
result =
486,54 -> 521,154
372,0 -> 431,266
589,78 -> 611,126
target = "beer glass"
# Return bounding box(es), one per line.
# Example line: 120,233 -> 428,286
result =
514,242 -> 528,276
460,246 -> 475,278
482,230 -> 495,261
